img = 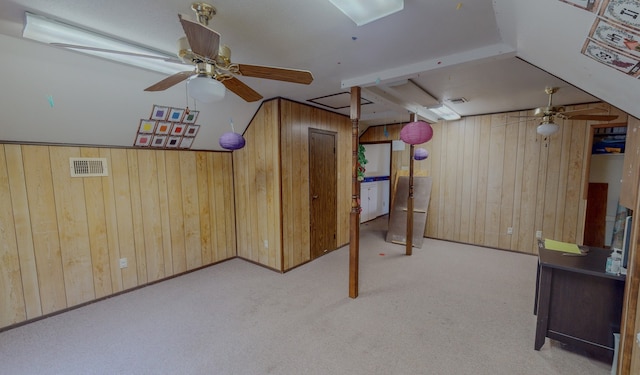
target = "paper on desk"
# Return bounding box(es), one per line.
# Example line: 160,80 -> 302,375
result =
544,239 -> 582,254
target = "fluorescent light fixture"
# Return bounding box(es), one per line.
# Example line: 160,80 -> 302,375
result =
428,104 -> 461,121
328,0 -> 404,26
23,12 -> 188,75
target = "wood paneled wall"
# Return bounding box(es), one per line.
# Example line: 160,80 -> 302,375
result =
233,99 -> 351,271
0,145 -> 236,329
233,100 -> 282,270
361,103 -> 627,254
279,100 -> 351,270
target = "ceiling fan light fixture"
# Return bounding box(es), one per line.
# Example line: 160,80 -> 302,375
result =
187,74 -> 226,103
537,120 -> 560,137
328,0 -> 404,26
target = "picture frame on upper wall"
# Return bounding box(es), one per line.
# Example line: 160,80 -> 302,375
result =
150,135 -> 167,148
600,0 -> 640,32
138,119 -> 157,134
560,0 -> 602,12
182,110 -> 199,124
150,105 -> 169,121
179,136 -> 195,149
581,38 -> 640,76
184,124 -> 200,137
167,107 -> 185,123
170,123 -> 187,136
155,121 -> 172,135
165,136 -> 181,149
134,133 -> 152,147
589,17 -> 640,60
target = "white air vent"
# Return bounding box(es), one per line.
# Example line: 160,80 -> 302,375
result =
70,158 -> 108,177
447,97 -> 468,104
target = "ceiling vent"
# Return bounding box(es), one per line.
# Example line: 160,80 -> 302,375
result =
447,97 -> 468,104
70,157 -> 108,177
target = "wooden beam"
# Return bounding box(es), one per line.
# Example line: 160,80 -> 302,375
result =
349,86 -> 361,299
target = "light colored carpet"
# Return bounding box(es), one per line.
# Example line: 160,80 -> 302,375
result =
0,216 -> 611,375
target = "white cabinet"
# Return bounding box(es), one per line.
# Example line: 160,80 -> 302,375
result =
360,180 -> 390,223
380,179 -> 390,215
360,182 -> 379,223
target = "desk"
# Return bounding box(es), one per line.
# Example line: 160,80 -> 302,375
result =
534,241 -> 625,362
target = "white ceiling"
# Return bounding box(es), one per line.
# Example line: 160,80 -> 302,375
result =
0,0 -> 636,151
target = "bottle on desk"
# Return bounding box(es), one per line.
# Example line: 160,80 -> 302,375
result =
606,248 -> 623,275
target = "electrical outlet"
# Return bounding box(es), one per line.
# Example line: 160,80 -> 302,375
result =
263,240 -> 268,248
119,258 -> 128,269
507,227 -> 513,235
536,230 -> 542,239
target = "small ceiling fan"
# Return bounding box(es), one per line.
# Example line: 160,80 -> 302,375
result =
143,2 -> 313,102
512,87 -> 618,136
520,87 -> 619,122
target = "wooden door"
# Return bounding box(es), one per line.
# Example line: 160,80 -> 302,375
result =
309,129 -> 337,259
584,182 -> 608,248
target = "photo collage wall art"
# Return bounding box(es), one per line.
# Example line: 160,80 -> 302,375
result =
134,105 -> 201,149
562,0 -> 640,77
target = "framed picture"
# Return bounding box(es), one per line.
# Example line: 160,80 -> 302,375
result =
560,0 -> 601,12
168,107 -> 185,122
179,136 -> 195,149
155,121 -> 172,135
170,123 -> 187,136
166,136 -> 181,148
134,133 -> 152,147
582,38 -> 640,75
138,119 -> 157,134
600,0 -> 640,32
150,135 -> 167,148
184,124 -> 200,137
182,110 -> 199,124
150,105 -> 169,121
590,18 -> 640,59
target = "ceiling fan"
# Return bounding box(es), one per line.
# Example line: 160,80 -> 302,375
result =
513,87 -> 618,136
143,2 -> 313,102
519,87 -> 618,122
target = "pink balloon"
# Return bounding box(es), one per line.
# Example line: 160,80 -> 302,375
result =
400,121 -> 433,145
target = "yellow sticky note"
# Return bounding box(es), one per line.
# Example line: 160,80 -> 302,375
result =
544,239 -> 582,254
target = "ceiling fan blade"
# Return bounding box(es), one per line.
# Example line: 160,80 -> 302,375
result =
178,14 -> 220,60
564,114 -> 619,121
559,107 -> 607,116
144,71 -> 194,91
51,43 -> 186,64
221,77 -> 263,102
237,64 -> 314,84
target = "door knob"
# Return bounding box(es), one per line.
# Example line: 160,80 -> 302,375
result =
312,195 -> 319,199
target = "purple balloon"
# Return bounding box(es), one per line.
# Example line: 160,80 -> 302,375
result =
219,132 -> 245,150
414,148 -> 429,160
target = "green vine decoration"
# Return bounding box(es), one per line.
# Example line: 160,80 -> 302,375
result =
357,144 -> 368,181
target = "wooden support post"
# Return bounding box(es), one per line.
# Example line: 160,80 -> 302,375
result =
349,86 -> 361,299
406,144 -> 414,256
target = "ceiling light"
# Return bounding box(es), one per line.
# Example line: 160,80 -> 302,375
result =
328,0 -> 404,26
537,119 -> 560,137
187,75 -> 226,103
428,104 -> 461,121
23,12 -> 187,75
